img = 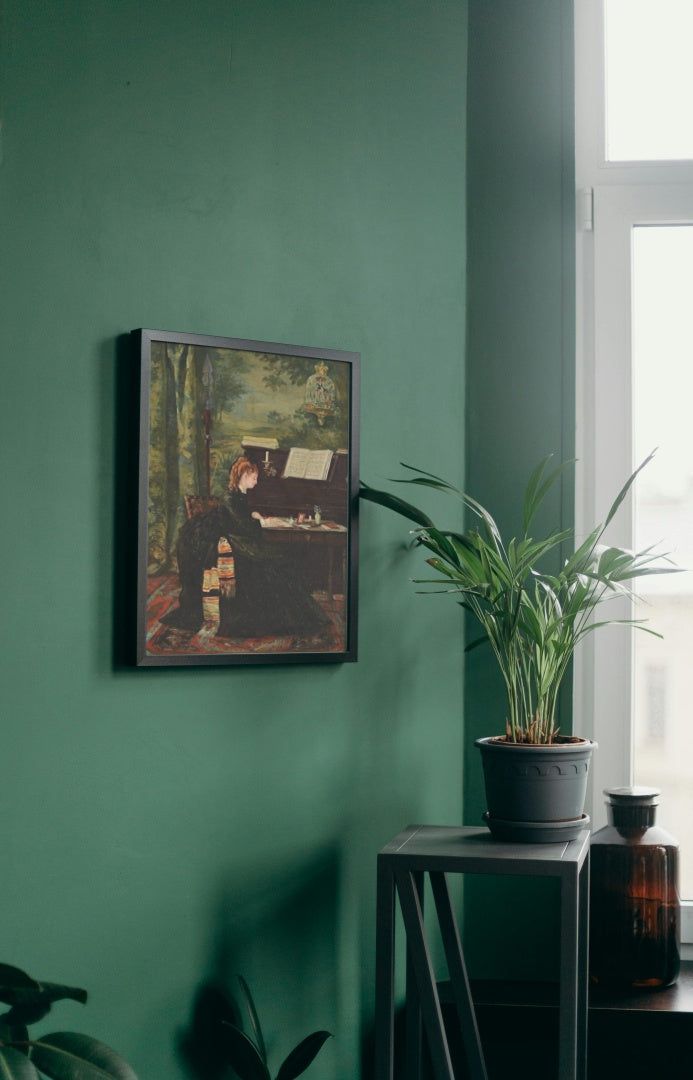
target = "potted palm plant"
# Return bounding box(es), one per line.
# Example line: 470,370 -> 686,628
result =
361,452 -> 678,842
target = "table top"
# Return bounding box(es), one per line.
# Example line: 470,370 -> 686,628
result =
379,824 -> 591,876
261,516 -> 347,532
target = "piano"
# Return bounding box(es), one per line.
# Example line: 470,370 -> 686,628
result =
243,445 -> 350,524
243,445 -> 351,598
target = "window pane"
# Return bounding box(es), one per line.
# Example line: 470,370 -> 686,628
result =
605,0 -> 693,161
632,225 -> 693,896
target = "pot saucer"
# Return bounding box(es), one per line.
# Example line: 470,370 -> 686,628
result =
482,810 -> 590,844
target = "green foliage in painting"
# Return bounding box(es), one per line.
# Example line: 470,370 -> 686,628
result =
146,344 -> 350,572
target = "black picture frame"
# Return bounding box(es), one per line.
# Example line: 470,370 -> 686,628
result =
133,328 -> 359,666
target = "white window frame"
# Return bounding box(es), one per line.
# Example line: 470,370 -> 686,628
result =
574,0 -> 693,947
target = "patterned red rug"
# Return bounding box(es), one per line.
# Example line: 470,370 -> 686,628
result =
145,574 -> 347,657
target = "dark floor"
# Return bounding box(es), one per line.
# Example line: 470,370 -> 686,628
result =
364,964 -> 693,1079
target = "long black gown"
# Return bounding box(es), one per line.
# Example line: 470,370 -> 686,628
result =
161,489 -> 329,639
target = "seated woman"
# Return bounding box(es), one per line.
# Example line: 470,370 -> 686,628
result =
162,456 -> 329,641
215,456 -> 329,639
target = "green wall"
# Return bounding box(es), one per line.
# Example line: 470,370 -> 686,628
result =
0,0 -> 577,1067
0,3 -> 466,1079
464,0 -> 576,978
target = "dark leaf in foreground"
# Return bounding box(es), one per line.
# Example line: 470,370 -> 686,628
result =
0,1047 -> 42,1080
218,1025 -> 270,1080
235,976 -> 266,1065
0,967 -> 87,1027
30,1033 -> 137,1080
275,1031 -> 332,1080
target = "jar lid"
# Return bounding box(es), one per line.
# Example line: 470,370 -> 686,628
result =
603,786 -> 660,805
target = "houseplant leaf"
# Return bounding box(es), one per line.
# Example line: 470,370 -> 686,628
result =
398,462 -> 459,488
218,1025 -> 270,1080
359,482 -> 434,528
0,1024 -> 29,1050
0,1046 -> 42,1080
275,1032 -> 332,1080
0,967 -> 87,1027
0,967 -> 40,995
521,455 -> 574,535
361,451 -> 679,746
602,448 -> 655,530
234,976 -> 266,1065
177,978 -> 244,1080
29,1033 -> 137,1080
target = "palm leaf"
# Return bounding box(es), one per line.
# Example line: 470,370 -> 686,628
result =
362,451 -> 676,742
464,635 -> 489,654
398,462 -> 460,489
447,535 -> 485,578
459,494 -> 504,549
521,529 -> 573,563
603,451 -> 656,531
395,476 -> 457,494
418,528 -> 462,567
359,483 -> 434,528
424,558 -> 459,580
561,524 -> 603,576
521,456 -> 574,535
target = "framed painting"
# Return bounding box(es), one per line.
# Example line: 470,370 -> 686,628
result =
133,328 -> 359,665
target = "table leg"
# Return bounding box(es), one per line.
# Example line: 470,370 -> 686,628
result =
577,853 -> 590,1080
559,870 -> 580,1080
374,855 -> 396,1080
429,872 -> 488,1080
394,868 -> 455,1080
405,872 -> 424,1080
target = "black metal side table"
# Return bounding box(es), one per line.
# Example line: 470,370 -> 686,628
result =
374,824 -> 590,1080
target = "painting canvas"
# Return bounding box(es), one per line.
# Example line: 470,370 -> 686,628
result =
134,329 -> 359,665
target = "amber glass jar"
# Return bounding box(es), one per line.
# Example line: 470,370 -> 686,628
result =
589,787 -> 680,990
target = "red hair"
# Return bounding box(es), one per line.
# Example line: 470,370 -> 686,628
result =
228,456 -> 259,490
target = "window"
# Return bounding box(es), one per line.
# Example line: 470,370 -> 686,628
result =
604,0 -> 693,162
641,663 -> 667,744
575,0 -> 693,944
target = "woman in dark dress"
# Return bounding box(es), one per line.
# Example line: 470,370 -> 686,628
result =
162,456 -> 329,640
215,456 -> 329,639
159,500 -> 236,632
